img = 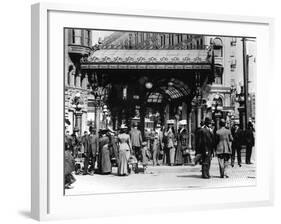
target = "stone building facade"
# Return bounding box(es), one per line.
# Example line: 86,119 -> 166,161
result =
64,28 -> 92,134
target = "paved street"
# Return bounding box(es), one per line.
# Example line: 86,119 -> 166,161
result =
65,152 -> 256,196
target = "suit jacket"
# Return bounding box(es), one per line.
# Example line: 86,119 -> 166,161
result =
215,127 -> 233,154
245,128 -> 255,147
231,126 -> 244,148
197,126 -> 214,157
88,134 -> 98,155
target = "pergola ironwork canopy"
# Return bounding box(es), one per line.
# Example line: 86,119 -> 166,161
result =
81,49 -> 212,70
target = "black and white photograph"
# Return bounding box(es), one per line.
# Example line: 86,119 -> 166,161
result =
64,28 -> 256,195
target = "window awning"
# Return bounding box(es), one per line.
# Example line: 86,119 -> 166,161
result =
81,49 -> 212,70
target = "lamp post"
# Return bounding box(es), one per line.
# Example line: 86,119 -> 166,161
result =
212,94 -> 223,131
71,92 -> 83,135
236,86 -> 246,130
102,105 -> 109,129
91,86 -> 107,135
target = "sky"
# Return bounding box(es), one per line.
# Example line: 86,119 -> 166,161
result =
91,30 -> 113,45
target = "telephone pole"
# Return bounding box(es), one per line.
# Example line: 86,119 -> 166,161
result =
242,37 -> 249,130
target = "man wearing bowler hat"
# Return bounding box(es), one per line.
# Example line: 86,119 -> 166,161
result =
197,117 -> 215,178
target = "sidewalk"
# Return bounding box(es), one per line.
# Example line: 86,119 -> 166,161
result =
65,158 -> 256,196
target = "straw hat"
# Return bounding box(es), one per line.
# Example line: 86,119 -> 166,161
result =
179,120 -> 187,125
120,124 -> 128,129
167,119 -> 175,125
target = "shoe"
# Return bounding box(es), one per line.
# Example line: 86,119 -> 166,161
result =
231,164 -> 234,168
225,175 -> 229,178
202,175 -> 210,179
238,164 -> 242,167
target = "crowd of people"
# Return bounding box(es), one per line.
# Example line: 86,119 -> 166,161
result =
64,118 -> 255,189
195,118 -> 255,179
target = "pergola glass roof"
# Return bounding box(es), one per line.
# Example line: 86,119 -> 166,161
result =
147,78 -> 191,103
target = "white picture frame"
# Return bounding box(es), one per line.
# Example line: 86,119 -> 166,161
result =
31,2 -> 275,221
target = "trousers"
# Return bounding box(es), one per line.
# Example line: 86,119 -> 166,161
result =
201,154 -> 211,178
246,145 -> 253,164
231,145 -> 241,166
217,154 -> 230,177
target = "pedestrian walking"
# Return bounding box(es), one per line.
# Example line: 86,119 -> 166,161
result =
197,117 -> 215,179
129,123 -> 142,161
117,124 -> 132,176
141,141 -> 149,173
175,120 -> 187,165
152,131 -> 160,166
99,129 -> 112,174
245,122 -> 255,164
88,127 -> 98,175
164,120 -> 176,166
215,119 -> 233,178
155,124 -> 164,163
231,122 -> 243,167
81,131 -> 91,175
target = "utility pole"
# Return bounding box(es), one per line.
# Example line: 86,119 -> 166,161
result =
242,37 -> 249,130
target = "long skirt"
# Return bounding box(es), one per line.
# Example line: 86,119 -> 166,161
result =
101,147 -> 112,174
118,150 -> 129,176
175,145 -> 184,165
169,147 -> 176,165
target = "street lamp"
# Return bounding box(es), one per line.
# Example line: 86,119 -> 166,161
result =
90,86 -> 107,135
145,81 -> 153,89
102,105 -> 109,129
71,92 -> 83,135
212,94 -> 223,131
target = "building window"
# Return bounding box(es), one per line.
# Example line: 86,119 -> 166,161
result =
72,29 -> 82,45
84,30 -> 91,46
161,35 -> 165,47
231,37 -> 237,46
230,57 -> 237,71
214,73 -> 223,85
213,38 -> 223,57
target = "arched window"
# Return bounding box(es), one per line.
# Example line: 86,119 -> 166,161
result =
213,38 -> 223,57
72,29 -> 82,45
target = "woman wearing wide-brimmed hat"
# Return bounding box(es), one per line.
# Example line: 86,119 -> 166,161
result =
117,124 -> 132,176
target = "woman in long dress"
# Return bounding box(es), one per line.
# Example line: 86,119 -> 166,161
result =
99,130 -> 112,174
165,126 -> 176,166
117,125 -> 132,176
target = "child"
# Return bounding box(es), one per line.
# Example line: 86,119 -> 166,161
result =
128,154 -> 138,174
141,142 -> 149,173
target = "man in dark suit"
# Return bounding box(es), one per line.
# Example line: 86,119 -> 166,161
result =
215,119 -> 233,178
231,122 -> 243,167
81,131 -> 90,175
197,117 -> 215,179
245,122 -> 255,164
88,128 -> 98,175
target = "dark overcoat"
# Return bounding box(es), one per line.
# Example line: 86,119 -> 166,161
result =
197,126 -> 214,157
